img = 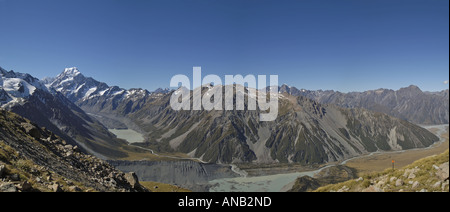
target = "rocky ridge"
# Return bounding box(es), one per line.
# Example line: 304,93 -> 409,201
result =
280,84 -> 449,125
0,109 -> 148,192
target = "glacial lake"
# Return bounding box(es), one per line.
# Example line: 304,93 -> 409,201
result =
109,129 -> 145,143
209,168 -> 325,192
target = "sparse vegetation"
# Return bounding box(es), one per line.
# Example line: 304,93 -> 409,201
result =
1,110 -> 149,192
315,149 -> 449,192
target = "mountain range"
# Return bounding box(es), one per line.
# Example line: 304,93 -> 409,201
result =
279,84 -> 449,125
1,66 -> 128,159
1,65 -> 446,165
43,67 -> 444,164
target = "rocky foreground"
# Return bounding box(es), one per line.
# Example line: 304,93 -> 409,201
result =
0,109 -> 148,192
315,149 -> 449,192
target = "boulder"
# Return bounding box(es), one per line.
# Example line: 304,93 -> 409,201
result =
65,151 -> 73,157
403,168 -> 419,179
337,185 -> 349,192
64,145 -> 73,150
412,181 -> 420,189
390,177 -> 397,183
10,173 -> 20,181
125,172 -> 140,188
52,183 -> 63,192
20,180 -> 32,191
0,182 -> 17,192
0,164 -> 5,177
436,162 -> 449,181
442,181 -> 449,191
395,179 -> 404,187
20,122 -> 41,139
432,181 -> 441,188
68,186 -> 82,192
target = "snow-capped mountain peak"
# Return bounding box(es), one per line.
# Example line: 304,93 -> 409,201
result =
48,67 -> 156,103
1,67 -> 48,97
48,67 -> 111,102
62,67 -> 81,77
0,66 -> 50,108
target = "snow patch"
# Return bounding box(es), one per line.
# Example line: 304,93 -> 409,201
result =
84,87 -> 97,98
2,78 -> 37,98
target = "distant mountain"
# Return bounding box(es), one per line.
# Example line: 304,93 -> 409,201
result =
125,86 -> 439,164
46,68 -> 440,165
279,84 -> 449,125
1,66 -> 128,159
45,67 -> 170,130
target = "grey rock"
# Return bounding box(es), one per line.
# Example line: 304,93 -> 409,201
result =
20,122 -> 41,139
390,177 -> 397,183
412,181 -> 420,189
0,164 -> 5,177
10,173 -> 20,181
432,181 -> 441,188
404,168 -> 420,179
68,186 -> 82,192
51,183 -> 63,192
395,179 -> 404,187
65,150 -> 73,157
436,162 -> 449,181
442,180 -> 449,191
337,185 -> 349,192
0,182 -> 17,192
124,172 -> 139,188
64,145 -> 73,150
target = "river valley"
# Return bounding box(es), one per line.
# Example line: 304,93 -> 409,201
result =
108,125 -> 449,192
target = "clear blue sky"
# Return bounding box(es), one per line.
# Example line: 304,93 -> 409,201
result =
0,0 -> 448,92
